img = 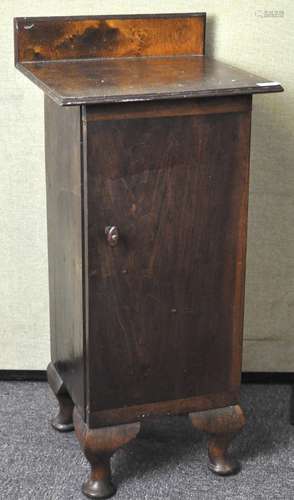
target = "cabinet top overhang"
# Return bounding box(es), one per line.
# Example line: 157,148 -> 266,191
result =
14,13 -> 283,106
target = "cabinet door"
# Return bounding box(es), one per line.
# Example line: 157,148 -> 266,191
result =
85,99 -> 251,415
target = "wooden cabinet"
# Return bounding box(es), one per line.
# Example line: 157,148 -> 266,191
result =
15,13 -> 283,499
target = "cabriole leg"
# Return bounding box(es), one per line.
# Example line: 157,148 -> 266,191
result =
74,408 -> 140,499
189,405 -> 245,475
47,362 -> 74,432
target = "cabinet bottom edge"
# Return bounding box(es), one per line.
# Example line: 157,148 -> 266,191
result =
87,389 -> 239,428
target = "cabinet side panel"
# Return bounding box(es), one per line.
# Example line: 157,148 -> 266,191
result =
44,96 -> 84,415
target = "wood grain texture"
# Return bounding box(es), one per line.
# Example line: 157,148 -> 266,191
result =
44,96 -> 85,416
6,6 -> 288,374
14,14 -> 206,63
84,97 -> 252,417
74,406 -> 140,498
16,56 -> 283,106
84,95 -> 251,121
190,405 -> 246,475
88,390 -> 239,428
47,362 -> 74,432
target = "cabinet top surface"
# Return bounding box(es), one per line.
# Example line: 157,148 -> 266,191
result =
14,14 -> 283,105
16,56 -> 283,106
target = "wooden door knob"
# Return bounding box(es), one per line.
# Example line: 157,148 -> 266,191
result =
105,226 -> 120,247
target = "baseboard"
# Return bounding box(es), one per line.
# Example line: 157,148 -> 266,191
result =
242,372 -> 294,384
0,370 -> 294,383
0,370 -> 47,381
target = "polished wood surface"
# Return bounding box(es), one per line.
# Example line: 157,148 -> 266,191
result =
14,14 -> 205,63
47,362 -> 74,432
85,95 -> 251,121
44,96 -> 85,417
44,91 -> 251,429
74,407 -> 140,498
190,405 -> 246,475
89,390 -> 239,428
85,97 -> 251,417
17,55 -> 283,106
14,14 -> 283,106
15,12 -> 284,496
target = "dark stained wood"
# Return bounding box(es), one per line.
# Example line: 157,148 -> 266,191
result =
16,13 -> 284,495
14,14 -> 206,63
85,97 -> 252,417
44,96 -> 85,418
85,95 -> 251,121
89,390 -> 239,428
16,56 -> 283,106
190,405 -> 246,475
47,363 -> 74,432
14,14 -> 283,105
47,360 -> 64,395
74,407 -> 140,498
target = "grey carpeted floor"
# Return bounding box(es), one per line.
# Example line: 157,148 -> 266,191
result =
0,383 -> 294,500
